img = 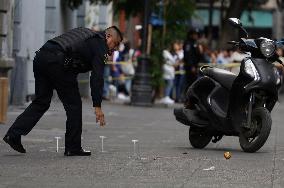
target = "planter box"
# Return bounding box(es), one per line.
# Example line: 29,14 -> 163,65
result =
0,77 -> 8,124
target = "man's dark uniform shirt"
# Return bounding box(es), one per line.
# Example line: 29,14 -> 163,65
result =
44,27 -> 108,107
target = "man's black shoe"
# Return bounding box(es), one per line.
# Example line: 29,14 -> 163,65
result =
3,135 -> 26,153
64,149 -> 91,156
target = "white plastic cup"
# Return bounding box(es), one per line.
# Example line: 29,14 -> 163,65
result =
100,136 -> 106,152
55,137 -> 62,152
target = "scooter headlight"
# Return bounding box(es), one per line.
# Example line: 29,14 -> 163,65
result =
244,59 -> 260,80
260,40 -> 276,58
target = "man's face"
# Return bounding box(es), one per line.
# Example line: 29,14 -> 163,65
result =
106,33 -> 121,56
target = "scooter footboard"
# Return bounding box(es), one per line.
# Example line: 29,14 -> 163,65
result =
174,108 -> 209,127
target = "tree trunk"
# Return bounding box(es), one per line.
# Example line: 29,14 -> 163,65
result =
208,0 -> 214,47
162,0 -> 168,50
0,0 -> 15,122
219,0 -> 245,49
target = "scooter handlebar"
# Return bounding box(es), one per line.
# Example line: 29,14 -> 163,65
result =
227,41 -> 239,46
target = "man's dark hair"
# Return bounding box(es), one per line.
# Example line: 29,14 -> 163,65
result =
105,26 -> 123,41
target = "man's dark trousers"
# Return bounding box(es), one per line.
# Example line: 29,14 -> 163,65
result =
7,49 -> 82,152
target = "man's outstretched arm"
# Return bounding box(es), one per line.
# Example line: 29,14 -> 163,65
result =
90,39 -> 108,126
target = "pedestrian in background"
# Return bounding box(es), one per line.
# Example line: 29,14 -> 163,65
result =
276,47 -> 284,94
160,42 -> 180,104
120,41 -> 135,95
174,41 -> 185,103
112,42 -> 130,101
183,28 -> 203,89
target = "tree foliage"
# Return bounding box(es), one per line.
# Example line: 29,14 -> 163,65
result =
151,0 -> 195,88
64,0 -> 196,89
65,0 -> 144,16
216,0 -> 269,48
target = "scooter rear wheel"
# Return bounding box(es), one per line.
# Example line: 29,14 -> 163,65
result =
189,128 -> 212,149
239,107 -> 272,153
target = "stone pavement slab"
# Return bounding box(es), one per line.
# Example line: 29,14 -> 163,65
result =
0,97 -> 284,188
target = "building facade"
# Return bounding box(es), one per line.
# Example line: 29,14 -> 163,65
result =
193,0 -> 282,44
10,0 -> 113,105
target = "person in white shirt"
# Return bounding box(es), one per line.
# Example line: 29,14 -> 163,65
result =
174,41 -> 185,102
160,42 -> 180,104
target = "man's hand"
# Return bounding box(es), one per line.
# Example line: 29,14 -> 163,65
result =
94,107 -> 105,126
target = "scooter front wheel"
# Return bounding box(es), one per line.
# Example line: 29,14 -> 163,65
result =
189,128 -> 212,149
239,107 -> 272,153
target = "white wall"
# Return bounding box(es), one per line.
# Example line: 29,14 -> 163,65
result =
85,2 -> 113,30
45,0 -> 78,42
13,0 -> 113,99
58,1 -> 78,34
21,0 -> 78,95
18,0 -> 46,95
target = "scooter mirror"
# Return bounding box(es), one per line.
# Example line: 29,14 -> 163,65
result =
228,18 -> 248,38
228,18 -> 242,27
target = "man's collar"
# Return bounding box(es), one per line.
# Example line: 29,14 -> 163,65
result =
98,31 -> 106,39
99,31 -> 110,62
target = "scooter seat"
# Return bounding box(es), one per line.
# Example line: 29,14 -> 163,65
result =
202,67 -> 237,90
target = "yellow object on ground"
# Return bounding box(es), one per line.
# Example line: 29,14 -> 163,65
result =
224,151 -> 232,159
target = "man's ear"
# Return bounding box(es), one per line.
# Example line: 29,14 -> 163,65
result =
106,33 -> 111,39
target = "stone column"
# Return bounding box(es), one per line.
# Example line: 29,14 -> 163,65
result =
0,0 -> 15,123
0,0 -> 15,72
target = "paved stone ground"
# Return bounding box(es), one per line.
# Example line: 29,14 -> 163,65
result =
0,96 -> 284,188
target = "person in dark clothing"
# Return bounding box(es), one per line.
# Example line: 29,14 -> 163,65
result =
3,26 -> 123,156
114,41 -> 131,97
183,28 -> 203,90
